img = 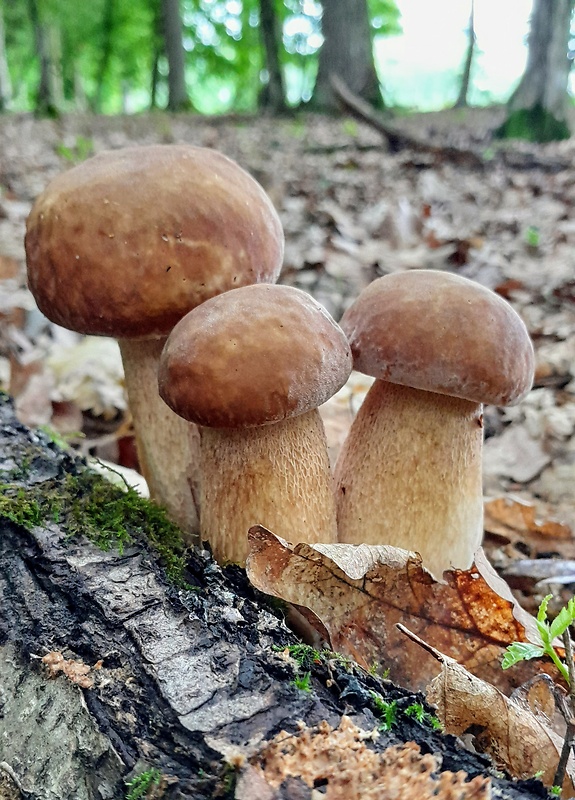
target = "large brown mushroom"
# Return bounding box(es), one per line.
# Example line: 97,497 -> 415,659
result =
25,144 -> 284,537
334,270 -> 535,578
158,284 -> 352,565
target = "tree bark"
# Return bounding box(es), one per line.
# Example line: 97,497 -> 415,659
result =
454,0 -> 475,108
0,0 -> 11,112
161,0 -> 191,111
0,394 -> 555,799
26,0 -> 59,117
497,0 -> 574,140
258,0 -> 287,112
311,0 -> 381,112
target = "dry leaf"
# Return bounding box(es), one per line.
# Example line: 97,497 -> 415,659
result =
426,649 -> 575,796
41,651 -> 96,689
235,716 -> 491,800
246,528 -> 555,694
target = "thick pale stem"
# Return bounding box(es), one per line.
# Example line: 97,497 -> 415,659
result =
200,409 -> 338,565
334,380 -> 484,578
119,338 -> 200,540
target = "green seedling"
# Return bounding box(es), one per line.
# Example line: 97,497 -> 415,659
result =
502,595 -> 575,685
293,671 -> 312,693
405,702 -> 442,731
124,767 -> 162,800
370,692 -> 398,731
525,226 -> 540,248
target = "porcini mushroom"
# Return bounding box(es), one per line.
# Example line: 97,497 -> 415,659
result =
158,284 -> 352,565
334,270 -> 534,578
25,144 -> 284,538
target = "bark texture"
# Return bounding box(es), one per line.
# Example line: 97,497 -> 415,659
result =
0,394 -> 554,799
312,0 -> 381,111
161,0 -> 191,111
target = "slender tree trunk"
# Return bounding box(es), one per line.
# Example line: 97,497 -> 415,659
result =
312,0 -> 381,112
454,0 -> 475,108
95,0 -> 115,112
161,0 -> 191,111
497,0 -> 574,140
0,1 -> 12,111
258,0 -> 287,112
27,0 -> 59,116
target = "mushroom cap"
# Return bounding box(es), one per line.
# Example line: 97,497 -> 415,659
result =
158,284 -> 352,428
25,144 -> 284,339
340,270 -> 534,406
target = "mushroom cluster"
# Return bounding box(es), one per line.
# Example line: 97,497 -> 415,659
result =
25,143 -> 535,578
25,144 -> 284,539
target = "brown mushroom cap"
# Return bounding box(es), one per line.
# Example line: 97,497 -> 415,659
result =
25,144 -> 284,339
340,270 -> 535,406
159,284 -> 352,428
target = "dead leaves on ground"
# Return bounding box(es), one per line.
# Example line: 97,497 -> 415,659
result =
246,527 -> 575,794
246,527 -> 553,694
426,646 -> 575,796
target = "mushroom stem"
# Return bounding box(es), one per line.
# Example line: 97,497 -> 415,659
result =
199,409 -> 338,565
334,380 -> 484,578
118,337 -> 201,539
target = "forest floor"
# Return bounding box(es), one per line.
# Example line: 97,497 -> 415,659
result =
2,106 -> 575,795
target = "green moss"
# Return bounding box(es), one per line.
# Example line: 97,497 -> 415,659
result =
0,468 -> 190,587
124,767 -> 163,799
370,692 -> 398,731
495,104 -> 570,143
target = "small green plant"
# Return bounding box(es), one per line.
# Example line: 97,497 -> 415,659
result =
370,692 -> 398,731
124,767 -> 162,800
524,225 -> 540,248
503,595 -> 575,793
293,671 -> 312,693
342,118 -> 359,137
55,135 -> 94,164
502,595 -> 574,685
405,702 -> 442,731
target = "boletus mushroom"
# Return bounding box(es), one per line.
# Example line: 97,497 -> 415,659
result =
334,270 -> 535,578
158,284 -> 352,565
25,144 -> 284,537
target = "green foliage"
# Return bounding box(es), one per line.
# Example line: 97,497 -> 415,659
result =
550,785 -> 562,796
370,692 -> 398,731
54,136 -> 94,164
502,595 -> 575,685
293,671 -> 312,692
405,702 -> 442,731
495,104 -> 571,143
524,225 -> 540,248
124,768 -> 162,800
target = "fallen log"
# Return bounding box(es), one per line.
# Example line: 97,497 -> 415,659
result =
0,393 -> 550,799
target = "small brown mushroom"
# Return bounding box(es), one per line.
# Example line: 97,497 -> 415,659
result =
334,270 -> 535,578
158,284 -> 352,565
25,144 -> 284,538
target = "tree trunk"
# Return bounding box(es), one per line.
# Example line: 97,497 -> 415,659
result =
0,0 -> 11,111
497,0 -> 574,141
27,0 -> 59,117
258,0 -> 287,112
94,0 -> 115,113
454,0 -> 475,108
0,394 -> 556,799
161,0 -> 191,111
311,0 -> 381,112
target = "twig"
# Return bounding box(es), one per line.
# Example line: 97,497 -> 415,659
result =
553,629 -> 575,788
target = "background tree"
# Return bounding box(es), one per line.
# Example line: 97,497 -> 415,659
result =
454,0 -> 475,108
258,0 -> 287,112
162,0 -> 192,110
0,1 -> 11,111
497,0 -> 575,142
311,0 -> 383,110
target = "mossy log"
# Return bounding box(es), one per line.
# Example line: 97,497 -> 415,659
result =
0,394 -> 550,799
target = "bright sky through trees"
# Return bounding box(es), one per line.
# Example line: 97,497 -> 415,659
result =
377,0 -> 533,109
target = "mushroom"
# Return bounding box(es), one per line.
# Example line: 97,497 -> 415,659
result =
158,284 -> 352,565
25,144 -> 284,538
334,270 -> 535,578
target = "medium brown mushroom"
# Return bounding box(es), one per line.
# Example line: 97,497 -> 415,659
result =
25,144 -> 284,537
158,284 -> 352,565
334,270 -> 535,578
